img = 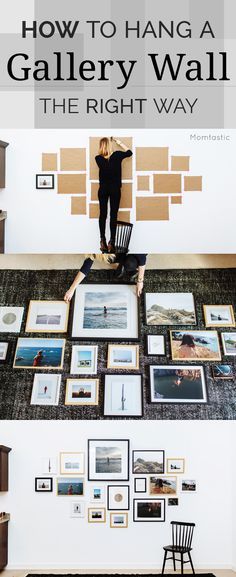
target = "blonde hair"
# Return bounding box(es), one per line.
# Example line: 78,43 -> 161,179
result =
85,253 -> 116,265
99,137 -> 113,158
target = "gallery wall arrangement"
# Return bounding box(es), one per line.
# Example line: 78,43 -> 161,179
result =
0,267 -> 235,420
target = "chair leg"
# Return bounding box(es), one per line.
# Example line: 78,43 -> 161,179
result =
188,551 -> 195,574
181,552 -> 184,574
161,550 -> 167,574
173,551 -> 176,571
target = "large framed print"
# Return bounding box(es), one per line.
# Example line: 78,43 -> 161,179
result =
145,293 -> 196,326
88,439 -> 130,481
107,485 -> 130,511
132,450 -> 165,475
170,330 -> 221,361
26,300 -> 69,333
70,345 -> 98,375
103,374 -> 143,417
133,499 -> 165,522
150,365 -> 207,404
0,306 -> 24,333
71,284 -> 139,340
31,374 -> 61,405
13,338 -> 65,369
203,305 -> 235,328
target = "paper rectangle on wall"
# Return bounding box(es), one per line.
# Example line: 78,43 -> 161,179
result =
89,137 -> 133,180
58,174 -> 86,195
89,203 -> 99,218
153,174 -> 181,194
91,182 -> 132,208
171,196 -> 182,204
171,156 -> 190,171
71,197 -> 87,215
184,176 -> 202,191
60,148 -> 86,171
136,147 -> 168,171
117,210 -> 130,223
136,197 -> 169,221
42,153 -> 57,171
91,182 -> 99,201
137,175 -> 150,191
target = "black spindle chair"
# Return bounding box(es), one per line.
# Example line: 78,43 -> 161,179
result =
162,521 -> 195,575
115,221 -> 133,254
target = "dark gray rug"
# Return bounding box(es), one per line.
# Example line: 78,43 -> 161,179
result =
0,268 -> 235,420
26,574 -> 216,576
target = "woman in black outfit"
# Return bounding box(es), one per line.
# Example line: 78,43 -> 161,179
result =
95,137 -> 133,253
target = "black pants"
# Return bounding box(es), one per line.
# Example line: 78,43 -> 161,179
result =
98,186 -> 121,242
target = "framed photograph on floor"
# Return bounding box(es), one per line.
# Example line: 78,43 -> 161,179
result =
107,344 -> 139,369
13,338 -> 65,369
88,439 -> 130,481
57,477 -> 84,496
134,478 -> 147,493
35,477 -> 53,492
107,485 -> 130,511
60,452 -> 85,475
110,512 -> 128,528
70,345 -> 98,375
149,476 -> 177,495
150,365 -> 207,404
36,174 -> 55,189
31,374 -> 61,405
65,379 -> 99,406
203,305 -> 235,328
167,458 -> 185,474
26,300 -> 69,333
170,330 -> 221,361
212,364 -> 234,380
88,508 -> 106,523
0,342 -> 8,362
145,293 -> 196,326
146,335 -> 165,356
133,498 -> 165,522
70,502 -> 85,518
132,450 -> 165,475
90,485 -> 106,503
71,284 -> 139,340
103,374 -> 143,417
221,332 -> 236,356
0,306 -> 24,333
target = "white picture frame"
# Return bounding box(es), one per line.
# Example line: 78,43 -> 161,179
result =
150,365 -> 207,404
70,345 -> 98,375
147,335 -> 165,356
0,306 -> 24,333
90,485 -> 106,503
221,332 -> 236,356
70,502 -> 85,518
104,374 -> 143,417
0,342 -> 8,361
31,374 -> 61,405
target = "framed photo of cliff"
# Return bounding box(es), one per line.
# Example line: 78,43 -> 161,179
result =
170,330 -> 221,361
145,293 -> 196,326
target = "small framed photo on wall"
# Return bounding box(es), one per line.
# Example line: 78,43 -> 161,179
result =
35,477 -> 53,492
36,174 -> 55,189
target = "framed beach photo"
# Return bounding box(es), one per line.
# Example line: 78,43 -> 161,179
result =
65,379 -> 99,406
70,345 -> 98,375
70,502 -> 85,518
147,335 -> 165,356
110,512 -> 128,528
36,174 -> 55,189
145,292 -> 196,326
107,485 -> 130,511
35,477 -> 53,492
88,508 -> 106,523
212,364 -> 234,380
71,283 -> 139,340
13,338 -> 65,369
88,439 -> 130,481
170,330 -> 221,361
0,342 -> 8,362
221,332 -> 236,356
134,478 -> 147,493
26,300 -> 69,333
132,450 -> 165,475
57,477 -> 84,496
107,344 -> 139,370
60,452 -> 85,476
103,374 -> 143,417
90,485 -> 106,503
0,306 -> 24,333
203,305 -> 235,328
31,374 -> 61,405
181,480 -> 197,493
150,365 -> 207,404
133,499 -> 165,522
149,476 -> 177,495
167,458 -> 185,474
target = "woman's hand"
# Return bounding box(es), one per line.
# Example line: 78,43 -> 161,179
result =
64,287 -> 75,303
136,281 -> 144,297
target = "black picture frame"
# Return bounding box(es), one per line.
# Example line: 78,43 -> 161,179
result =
103,373 -> 143,418
132,450 -> 165,475
36,174 -> 55,190
107,484 -> 130,511
134,477 -> 147,493
133,498 -> 165,522
88,439 -> 130,481
35,477 -> 53,492
144,292 -> 197,327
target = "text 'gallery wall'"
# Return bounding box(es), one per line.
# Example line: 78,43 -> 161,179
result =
0,420 -> 234,570
0,129 -> 235,253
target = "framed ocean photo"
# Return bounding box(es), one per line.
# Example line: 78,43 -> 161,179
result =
13,338 -> 65,369
88,439 -> 130,481
170,330 -> 221,361
150,365 -> 207,404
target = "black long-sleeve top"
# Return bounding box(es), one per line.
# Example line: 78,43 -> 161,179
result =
95,150 -> 133,188
80,254 -> 147,277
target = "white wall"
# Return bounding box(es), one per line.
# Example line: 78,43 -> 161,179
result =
0,420 -> 234,570
0,129 -> 236,254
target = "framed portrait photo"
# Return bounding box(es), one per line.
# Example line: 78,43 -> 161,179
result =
212,364 -> 234,380
110,512 -> 128,528
36,174 -> 55,189
133,498 -> 165,522
35,477 -> 53,492
0,342 -> 8,362
71,283 -> 139,340
60,452 -> 85,476
103,374 -> 143,417
65,379 -> 99,406
221,332 -> 236,356
88,439 -> 130,481
170,330 -> 221,361
203,305 -> 235,328
149,476 -> 177,495
57,477 -> 84,496
0,306 -> 24,333
132,450 -> 165,475
150,365 -> 207,404
107,485 -> 130,511
26,300 -> 69,333
70,345 -> 98,375
107,344 -> 139,370
31,374 -> 61,406
147,335 -> 165,356
145,292 -> 196,326
13,338 -> 65,370
167,458 -> 185,474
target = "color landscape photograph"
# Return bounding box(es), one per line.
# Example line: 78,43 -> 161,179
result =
146,292 -> 196,325
170,330 -> 221,360
83,291 -> 128,330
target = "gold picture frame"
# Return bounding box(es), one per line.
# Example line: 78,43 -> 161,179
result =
88,508 -> 106,523
166,458 -> 185,474
203,305 -> 235,328
25,300 -> 70,333
149,476 -> 177,495
170,330 -> 221,361
65,379 -> 99,406
107,344 -> 139,370
13,338 -> 66,370
110,512 -> 128,528
60,452 -> 85,475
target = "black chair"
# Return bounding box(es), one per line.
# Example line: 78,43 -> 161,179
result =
162,521 -> 195,574
115,221 -> 133,254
